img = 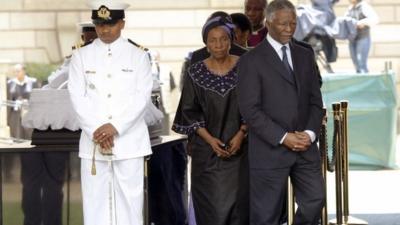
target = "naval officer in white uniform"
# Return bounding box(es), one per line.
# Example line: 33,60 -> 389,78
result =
68,1 -> 153,225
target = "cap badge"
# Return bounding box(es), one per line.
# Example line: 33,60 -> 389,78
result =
97,5 -> 111,20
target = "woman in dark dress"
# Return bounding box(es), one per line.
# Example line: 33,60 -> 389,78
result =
172,16 -> 248,225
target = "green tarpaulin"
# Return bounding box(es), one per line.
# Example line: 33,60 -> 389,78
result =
321,72 -> 398,169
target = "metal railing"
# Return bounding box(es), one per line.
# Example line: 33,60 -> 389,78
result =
328,101 -> 368,225
287,101 -> 368,225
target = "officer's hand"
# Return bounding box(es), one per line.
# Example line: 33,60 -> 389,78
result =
93,123 -> 118,144
100,137 -> 114,152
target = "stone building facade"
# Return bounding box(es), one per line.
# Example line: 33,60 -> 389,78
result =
0,0 -> 399,134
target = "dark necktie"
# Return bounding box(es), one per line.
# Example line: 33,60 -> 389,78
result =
281,45 -> 293,76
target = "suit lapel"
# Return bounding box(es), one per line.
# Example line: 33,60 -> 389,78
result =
289,41 -> 301,95
260,40 -> 295,85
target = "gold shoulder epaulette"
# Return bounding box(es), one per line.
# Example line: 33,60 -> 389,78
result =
71,40 -> 94,50
128,39 -> 148,51
81,40 -> 94,48
72,43 -> 80,50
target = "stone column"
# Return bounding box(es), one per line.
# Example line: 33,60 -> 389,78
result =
0,72 -> 10,137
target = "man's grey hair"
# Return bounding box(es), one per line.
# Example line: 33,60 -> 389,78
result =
14,63 -> 25,71
265,0 -> 296,22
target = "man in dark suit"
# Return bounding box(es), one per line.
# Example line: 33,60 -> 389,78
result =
237,1 -> 324,225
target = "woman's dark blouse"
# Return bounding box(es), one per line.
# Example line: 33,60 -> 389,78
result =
173,61 -> 247,224
172,61 -> 243,148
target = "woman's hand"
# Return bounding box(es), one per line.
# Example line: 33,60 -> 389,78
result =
207,137 -> 231,158
228,131 -> 245,155
196,127 -> 230,158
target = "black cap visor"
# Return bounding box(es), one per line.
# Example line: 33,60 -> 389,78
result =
92,18 -> 120,25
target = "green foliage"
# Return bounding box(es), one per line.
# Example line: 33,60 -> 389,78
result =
25,63 -> 60,83
2,202 -> 22,225
3,201 -> 83,225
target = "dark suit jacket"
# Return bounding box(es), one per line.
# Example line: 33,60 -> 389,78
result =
237,39 -> 323,169
292,39 -> 323,87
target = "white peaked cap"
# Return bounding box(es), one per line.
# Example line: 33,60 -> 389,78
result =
77,21 -> 95,28
76,21 -> 95,33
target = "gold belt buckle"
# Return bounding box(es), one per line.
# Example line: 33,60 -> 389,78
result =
100,147 -> 113,156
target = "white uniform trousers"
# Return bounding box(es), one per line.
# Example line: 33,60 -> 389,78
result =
81,157 -> 144,225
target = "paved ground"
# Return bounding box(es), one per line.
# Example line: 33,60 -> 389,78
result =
322,136 -> 400,224
325,169 -> 400,225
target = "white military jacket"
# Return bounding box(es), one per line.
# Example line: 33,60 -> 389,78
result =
68,37 -> 153,160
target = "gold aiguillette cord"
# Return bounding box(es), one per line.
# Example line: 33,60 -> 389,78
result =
91,141 -> 114,175
91,143 -> 97,175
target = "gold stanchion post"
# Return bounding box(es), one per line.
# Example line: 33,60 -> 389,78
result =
287,178 -> 295,225
340,101 -> 368,225
341,101 -> 350,222
329,102 -> 344,225
330,101 -> 368,225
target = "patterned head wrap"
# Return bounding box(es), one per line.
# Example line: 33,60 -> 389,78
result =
201,16 -> 235,44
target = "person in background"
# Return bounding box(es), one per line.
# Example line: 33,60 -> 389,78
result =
179,52 -> 192,91
45,22 -> 97,89
18,22 -> 97,225
173,15 -> 248,225
345,0 -> 378,73
148,50 -> 176,122
3,64 -> 38,183
7,64 -> 38,139
245,0 -> 268,47
146,49 -> 186,225
68,1 -> 153,224
230,13 -> 252,49
244,0 -> 323,86
75,22 -> 98,49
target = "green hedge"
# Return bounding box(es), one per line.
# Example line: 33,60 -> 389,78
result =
25,63 -> 60,84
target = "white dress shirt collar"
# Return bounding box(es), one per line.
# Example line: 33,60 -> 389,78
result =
94,36 -> 124,50
12,76 -> 35,86
12,77 -> 27,86
266,33 -> 293,69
